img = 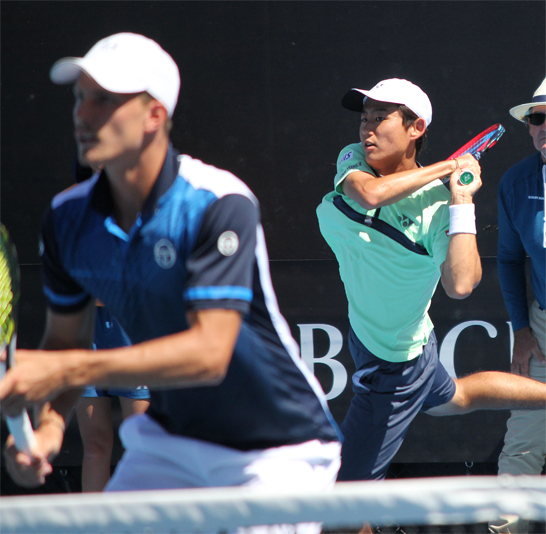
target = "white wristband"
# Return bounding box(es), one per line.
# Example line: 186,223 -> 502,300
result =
448,204 -> 476,235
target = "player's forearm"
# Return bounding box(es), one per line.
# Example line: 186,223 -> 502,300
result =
65,321 -> 237,390
343,159 -> 457,209
38,390 -> 80,434
1,310 -> 240,407
29,390 -> 81,464
441,234 -> 482,299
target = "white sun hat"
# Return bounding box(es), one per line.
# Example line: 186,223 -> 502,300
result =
509,77 -> 546,122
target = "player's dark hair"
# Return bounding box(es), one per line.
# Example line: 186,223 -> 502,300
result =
400,105 -> 427,155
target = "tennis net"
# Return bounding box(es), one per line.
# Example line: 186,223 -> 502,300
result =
0,475 -> 544,533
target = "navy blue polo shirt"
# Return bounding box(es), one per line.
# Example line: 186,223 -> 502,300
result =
41,146 -> 340,450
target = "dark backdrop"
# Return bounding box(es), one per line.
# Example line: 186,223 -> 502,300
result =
1,0 -> 544,494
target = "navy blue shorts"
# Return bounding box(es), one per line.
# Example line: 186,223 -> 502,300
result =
337,328 -> 456,481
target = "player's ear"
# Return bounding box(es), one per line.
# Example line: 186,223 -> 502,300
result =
410,117 -> 427,140
144,100 -> 168,134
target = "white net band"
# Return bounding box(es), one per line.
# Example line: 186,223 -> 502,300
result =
1,475 -> 545,533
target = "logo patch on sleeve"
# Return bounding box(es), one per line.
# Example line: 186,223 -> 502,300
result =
218,231 -> 239,256
340,150 -> 354,163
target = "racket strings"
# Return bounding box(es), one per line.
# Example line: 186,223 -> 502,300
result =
0,225 -> 19,351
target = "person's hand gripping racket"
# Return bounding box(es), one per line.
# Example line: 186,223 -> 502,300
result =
448,153 -> 483,197
0,224 -> 37,457
0,225 -> 59,487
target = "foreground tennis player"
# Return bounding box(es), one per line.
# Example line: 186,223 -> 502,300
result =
317,79 -> 546,483
1,33 -> 340,532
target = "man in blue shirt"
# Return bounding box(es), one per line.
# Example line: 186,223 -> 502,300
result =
491,77 -> 546,534
1,34 -> 340,524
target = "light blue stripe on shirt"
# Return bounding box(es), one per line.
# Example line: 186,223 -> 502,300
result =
184,286 -> 253,302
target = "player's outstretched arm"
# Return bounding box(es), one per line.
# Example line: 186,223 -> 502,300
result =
0,308 -> 242,411
90,307 -> 242,389
440,157 -> 483,299
342,154 -> 476,210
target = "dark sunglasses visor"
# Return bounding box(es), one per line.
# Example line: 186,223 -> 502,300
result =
526,112 -> 546,126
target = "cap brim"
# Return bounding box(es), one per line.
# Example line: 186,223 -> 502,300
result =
341,87 -> 407,112
50,58 -> 86,85
50,57 -> 148,96
342,89 -> 370,111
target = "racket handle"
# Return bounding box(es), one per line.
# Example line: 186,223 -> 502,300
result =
443,169 -> 476,185
7,410 -> 37,457
458,170 -> 475,185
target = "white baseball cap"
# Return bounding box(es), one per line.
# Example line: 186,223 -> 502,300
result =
509,77 -> 546,122
342,78 -> 433,127
50,32 -> 180,117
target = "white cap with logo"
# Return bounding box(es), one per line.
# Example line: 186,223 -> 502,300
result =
342,78 -> 433,127
50,32 -> 180,117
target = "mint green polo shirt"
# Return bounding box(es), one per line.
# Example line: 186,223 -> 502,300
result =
317,143 -> 451,362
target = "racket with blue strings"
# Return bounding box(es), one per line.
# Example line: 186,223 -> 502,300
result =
442,123 -> 505,184
0,223 -> 37,456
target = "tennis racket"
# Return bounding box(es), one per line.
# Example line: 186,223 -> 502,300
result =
0,224 -> 37,456
442,123 -> 505,184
